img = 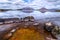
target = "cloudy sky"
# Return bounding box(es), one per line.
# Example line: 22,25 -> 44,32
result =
0,0 -> 60,20
0,0 -> 60,9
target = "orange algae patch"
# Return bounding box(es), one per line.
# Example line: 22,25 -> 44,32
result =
9,28 -> 44,40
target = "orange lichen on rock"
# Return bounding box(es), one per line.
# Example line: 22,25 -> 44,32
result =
9,28 -> 44,40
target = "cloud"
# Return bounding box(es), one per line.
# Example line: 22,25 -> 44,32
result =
0,0 -> 8,2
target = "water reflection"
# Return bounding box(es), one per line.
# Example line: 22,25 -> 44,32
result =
0,11 -> 60,19
0,0 -> 60,25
